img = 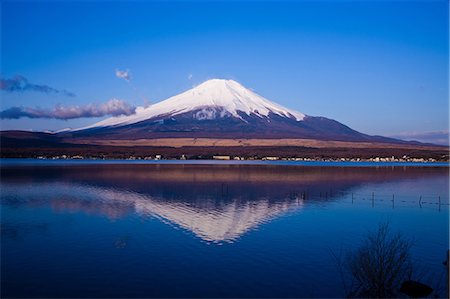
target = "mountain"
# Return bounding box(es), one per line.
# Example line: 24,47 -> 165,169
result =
80,79 -> 306,129
3,78 -> 448,160
63,79 -> 396,142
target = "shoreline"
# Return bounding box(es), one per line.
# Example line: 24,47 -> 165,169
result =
1,158 -> 448,167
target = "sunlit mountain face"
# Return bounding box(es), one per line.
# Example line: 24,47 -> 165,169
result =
1,164 -> 445,243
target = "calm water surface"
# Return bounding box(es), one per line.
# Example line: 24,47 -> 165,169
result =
1,161 -> 449,298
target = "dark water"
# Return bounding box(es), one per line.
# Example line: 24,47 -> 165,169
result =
1,161 -> 449,298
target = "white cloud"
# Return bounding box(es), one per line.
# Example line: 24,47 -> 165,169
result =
1,98 -> 136,120
115,69 -> 132,81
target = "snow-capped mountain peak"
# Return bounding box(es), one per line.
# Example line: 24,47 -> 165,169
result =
78,79 -> 305,130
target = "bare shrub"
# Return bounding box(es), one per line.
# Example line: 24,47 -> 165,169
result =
346,222 -> 413,298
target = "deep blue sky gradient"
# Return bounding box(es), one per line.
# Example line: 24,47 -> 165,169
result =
1,0 -> 448,140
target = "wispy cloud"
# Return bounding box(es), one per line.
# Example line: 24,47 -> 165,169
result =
389,130 -> 449,146
0,75 -> 76,97
115,69 -> 131,81
0,99 -> 136,120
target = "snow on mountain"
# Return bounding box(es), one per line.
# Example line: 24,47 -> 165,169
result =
54,127 -> 73,133
76,79 -> 305,131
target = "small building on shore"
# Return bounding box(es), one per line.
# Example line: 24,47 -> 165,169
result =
213,155 -> 231,160
262,156 -> 279,161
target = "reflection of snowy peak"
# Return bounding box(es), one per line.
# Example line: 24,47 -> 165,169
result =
8,183 -> 303,243
135,197 -> 303,243
98,187 -> 304,243
81,79 -> 305,130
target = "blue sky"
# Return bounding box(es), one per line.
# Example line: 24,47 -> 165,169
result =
1,0 -> 448,143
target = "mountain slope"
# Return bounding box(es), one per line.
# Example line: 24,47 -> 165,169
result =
78,79 -> 305,130
63,78 -> 400,143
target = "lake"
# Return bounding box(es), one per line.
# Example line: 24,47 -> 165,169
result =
1,160 -> 448,298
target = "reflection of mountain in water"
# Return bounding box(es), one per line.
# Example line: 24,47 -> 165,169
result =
135,194 -> 303,243
1,164 -> 447,242
1,183 -> 303,243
